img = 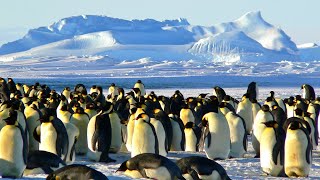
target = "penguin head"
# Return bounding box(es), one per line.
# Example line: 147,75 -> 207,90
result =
288,121 -> 302,130
270,91 -> 275,98
3,109 -> 17,125
198,93 -> 209,99
261,105 -> 270,112
39,108 -> 55,123
75,107 -> 85,114
136,80 -> 142,84
223,95 -> 231,101
110,83 -> 116,87
65,87 -> 70,91
86,103 -> 96,110
116,160 -> 128,172
262,121 -> 278,128
101,102 -> 113,113
265,97 -> 273,102
135,113 -> 149,121
60,104 -> 69,111
294,108 -> 304,117
295,95 -> 302,101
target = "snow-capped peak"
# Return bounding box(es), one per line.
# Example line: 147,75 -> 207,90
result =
297,43 -> 318,49
234,11 -> 271,27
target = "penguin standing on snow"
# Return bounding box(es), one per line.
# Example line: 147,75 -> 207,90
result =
69,107 -> 90,155
0,110 -> 28,178
284,118 -> 312,177
177,156 -> 231,180
87,102 -> 115,163
131,113 -> 159,157
168,114 -> 185,151
237,93 -> 253,134
184,122 -> 201,152
260,121 -> 286,177
252,105 -> 274,158
213,86 -> 226,103
117,153 -> 185,180
34,108 -> 69,162
202,111 -> 230,160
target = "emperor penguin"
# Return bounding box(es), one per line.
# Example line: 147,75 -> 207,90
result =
220,102 -> 247,158
236,93 -> 253,134
69,107 -> 90,155
7,78 -> 17,98
134,80 -> 146,97
89,85 -> 98,94
116,153 -> 185,180
23,150 -> 66,176
0,77 -> 10,102
35,109 -> 69,162
252,105 -> 274,157
307,101 -> 320,142
285,96 -> 295,118
131,113 -> 159,157
176,156 -> 231,180
16,83 -> 25,97
202,111 -> 230,160
62,87 -> 71,103
247,81 -> 259,101
108,104 -> 122,153
301,84 -> 315,101
24,103 -> 41,152
84,103 -> 98,119
295,108 -> 317,149
284,119 -> 312,177
153,108 -> 173,152
184,122 -> 201,152
62,120 -> 79,164
87,103 -> 116,162
180,103 -> 196,126
213,86 -> 226,103
57,104 -> 72,123
168,114 -> 185,151
108,83 -> 119,99
47,164 -> 108,180
0,110 -> 27,178
222,95 -> 239,110
294,95 -> 308,114
151,110 -> 169,156
271,105 -> 287,130
260,121 -> 286,177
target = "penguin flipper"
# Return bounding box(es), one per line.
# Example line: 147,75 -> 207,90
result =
69,137 -> 77,162
272,141 -> 281,165
146,121 -> 159,155
41,166 -> 54,174
188,169 -> 200,180
33,125 -> 41,143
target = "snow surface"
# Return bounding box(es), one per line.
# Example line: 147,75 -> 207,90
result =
0,11 -> 305,62
4,86 -> 320,179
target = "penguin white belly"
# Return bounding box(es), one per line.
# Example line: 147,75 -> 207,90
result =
286,105 -> 295,118
144,167 -> 171,180
260,128 -> 283,176
150,118 -> 167,156
198,171 -> 221,180
109,112 -> 122,153
285,130 -> 311,177
204,112 -> 230,160
64,122 -> 79,164
184,128 -> 197,152
39,123 -> 58,155
24,108 -> 40,151
252,112 -> 273,155
70,114 -> 89,154
170,119 -> 183,151
180,109 -> 195,126
226,113 -> 246,158
252,103 -> 260,123
0,126 -> 26,178
87,115 -> 101,161
237,100 -> 253,134
131,121 -> 156,157
126,115 -> 135,152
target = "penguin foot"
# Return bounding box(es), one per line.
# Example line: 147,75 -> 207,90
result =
254,154 -> 260,158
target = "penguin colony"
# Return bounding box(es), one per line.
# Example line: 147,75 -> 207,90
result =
0,76 -> 318,179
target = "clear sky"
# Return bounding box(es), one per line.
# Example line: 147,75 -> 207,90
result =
0,0 -> 319,45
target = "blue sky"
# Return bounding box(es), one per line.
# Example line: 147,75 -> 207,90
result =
0,0 -> 319,45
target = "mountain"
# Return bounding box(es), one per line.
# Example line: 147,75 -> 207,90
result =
298,43 -> 320,61
0,11 -> 301,62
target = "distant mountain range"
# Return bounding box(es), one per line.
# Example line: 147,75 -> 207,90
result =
0,11 -> 319,62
